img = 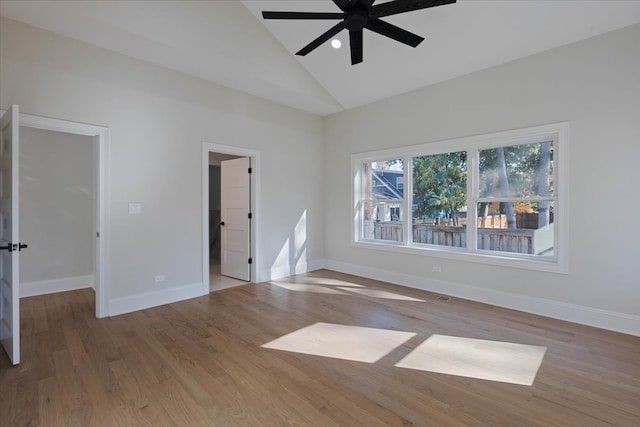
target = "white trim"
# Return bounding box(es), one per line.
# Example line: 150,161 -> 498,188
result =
20,275 -> 94,298
262,259 -> 325,282
324,259 -> 640,337
202,142 -> 260,294
2,110 -> 111,318
351,122 -> 569,274
96,129 -> 110,317
109,283 -> 202,317
351,240 -> 567,273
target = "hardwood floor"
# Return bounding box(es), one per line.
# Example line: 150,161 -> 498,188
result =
210,262 -> 249,292
1,269 -> 639,426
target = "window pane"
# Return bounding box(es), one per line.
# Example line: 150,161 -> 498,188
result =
411,151 -> 467,248
479,141 -> 553,198
476,201 -> 554,256
360,159 -> 404,242
367,159 -> 404,200
361,201 -> 403,242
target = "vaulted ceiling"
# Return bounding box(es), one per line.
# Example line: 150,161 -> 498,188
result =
2,1 -> 640,116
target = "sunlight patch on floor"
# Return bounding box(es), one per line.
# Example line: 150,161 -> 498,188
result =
269,282 -> 350,294
337,287 -> 425,302
270,277 -> 425,300
296,277 -> 364,287
262,322 -> 416,363
395,335 -> 547,385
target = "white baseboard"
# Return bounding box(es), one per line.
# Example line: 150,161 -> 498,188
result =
324,259 -> 640,337
20,275 -> 94,298
108,282 -> 204,317
259,259 -> 325,283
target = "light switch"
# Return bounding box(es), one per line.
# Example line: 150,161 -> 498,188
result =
128,203 -> 143,214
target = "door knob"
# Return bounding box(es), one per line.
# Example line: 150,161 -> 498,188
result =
220,221 -> 225,226
0,243 -> 17,252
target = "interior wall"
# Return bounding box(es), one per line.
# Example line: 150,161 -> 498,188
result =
19,126 -> 94,284
0,17 -> 325,310
323,24 -> 640,330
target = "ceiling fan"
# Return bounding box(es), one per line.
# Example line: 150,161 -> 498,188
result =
262,0 -> 456,65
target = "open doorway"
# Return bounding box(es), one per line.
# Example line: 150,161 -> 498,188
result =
18,112 -> 109,318
0,107 -> 108,366
208,152 -> 248,291
20,127 -> 95,298
202,143 -> 259,293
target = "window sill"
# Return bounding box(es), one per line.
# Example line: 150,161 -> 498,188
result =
351,240 -> 568,274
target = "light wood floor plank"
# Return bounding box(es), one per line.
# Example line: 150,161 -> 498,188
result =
1,269 -> 639,426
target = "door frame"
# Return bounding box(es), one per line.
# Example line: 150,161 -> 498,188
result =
202,142 -> 259,293
17,112 -> 110,318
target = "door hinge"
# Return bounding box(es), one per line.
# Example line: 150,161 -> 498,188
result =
248,258 -> 253,264
248,167 -> 252,174
248,213 -> 252,219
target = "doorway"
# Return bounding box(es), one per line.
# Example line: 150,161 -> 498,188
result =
202,143 -> 259,293
19,112 -> 109,318
20,127 -> 95,298
0,107 -> 108,366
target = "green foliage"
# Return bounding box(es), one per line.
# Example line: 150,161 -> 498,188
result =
412,152 -> 467,219
411,141 -> 553,225
479,141 -> 554,197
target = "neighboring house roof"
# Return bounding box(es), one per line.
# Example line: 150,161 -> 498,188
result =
372,169 -> 403,200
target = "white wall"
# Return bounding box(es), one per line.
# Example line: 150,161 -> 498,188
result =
19,127 -> 94,286
324,24 -> 640,335
0,17 -> 325,311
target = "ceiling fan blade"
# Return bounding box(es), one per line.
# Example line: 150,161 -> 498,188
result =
333,0 -> 355,11
296,22 -> 345,56
366,18 -> 424,47
349,29 -> 363,65
262,11 -> 344,20
372,0 -> 456,18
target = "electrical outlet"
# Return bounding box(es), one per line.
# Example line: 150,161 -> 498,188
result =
432,266 -> 442,273
154,274 -> 166,283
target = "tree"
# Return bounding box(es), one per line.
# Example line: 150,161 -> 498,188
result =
479,141 -> 554,229
413,152 -> 466,225
537,142 -> 551,227
496,147 -> 516,229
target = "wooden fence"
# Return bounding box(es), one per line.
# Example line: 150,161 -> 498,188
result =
416,213 -> 554,229
373,222 -> 537,254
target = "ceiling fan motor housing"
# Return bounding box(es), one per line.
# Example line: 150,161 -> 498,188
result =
345,10 -> 369,31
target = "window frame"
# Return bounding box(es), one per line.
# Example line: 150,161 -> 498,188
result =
358,159 -> 405,241
351,122 -> 569,273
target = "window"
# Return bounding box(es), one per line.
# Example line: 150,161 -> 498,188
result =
352,123 -> 568,272
358,159 -> 404,242
412,151 -> 467,249
477,141 -> 555,256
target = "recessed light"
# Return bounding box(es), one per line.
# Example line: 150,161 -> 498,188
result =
331,39 -> 341,49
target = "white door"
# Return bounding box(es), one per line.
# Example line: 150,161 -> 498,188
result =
0,105 -> 20,365
220,157 -> 251,281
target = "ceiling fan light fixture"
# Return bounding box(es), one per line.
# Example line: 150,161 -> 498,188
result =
262,0 -> 457,65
